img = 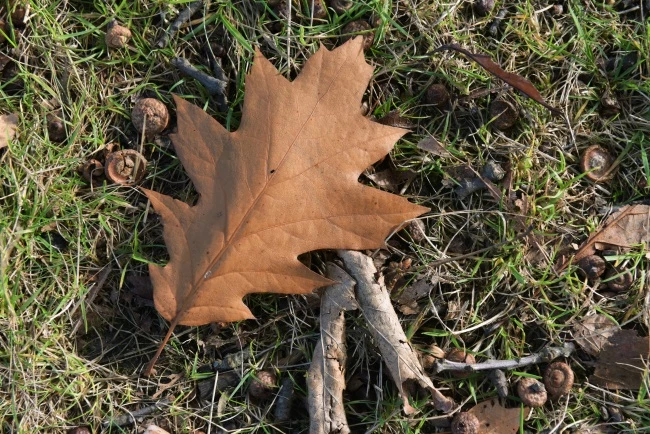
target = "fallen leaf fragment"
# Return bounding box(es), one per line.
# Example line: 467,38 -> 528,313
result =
572,313 -> 620,357
467,398 -> 525,434
416,136 -> 451,158
143,37 -> 426,374
566,203 -> 650,269
590,329 -> 650,390
143,426 -> 171,434
308,263 -> 357,434
396,277 -> 433,315
436,44 -> 562,115
0,113 -> 18,151
338,250 -> 454,414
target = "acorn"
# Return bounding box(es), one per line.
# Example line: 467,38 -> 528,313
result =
421,344 -> 445,370
311,0 -> 327,19
131,98 -> 169,137
105,20 -> 132,48
605,267 -> 633,292
577,255 -> 606,280
543,362 -> 574,399
46,113 -> 67,142
330,0 -> 352,13
474,0 -> 495,16
451,412 -> 480,434
425,84 -> 450,107
600,90 -> 621,118
10,2 -> 27,27
80,159 -> 104,185
340,20 -> 374,50
104,149 -> 147,185
446,348 -> 476,378
248,369 -> 277,401
489,99 -> 518,130
517,377 -> 547,407
580,145 -> 615,182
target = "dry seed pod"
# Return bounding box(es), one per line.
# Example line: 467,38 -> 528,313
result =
605,267 -> 633,292
80,159 -> 104,185
517,377 -> 547,407
425,84 -> 450,107
543,362 -> 574,399
105,20 -> 132,48
131,98 -> 169,137
580,145 -> 615,182
46,113 -> 66,142
451,412 -> 480,434
474,0 -> 495,16
340,21 -> 374,50
104,149 -> 147,185
489,99 -> 518,130
446,348 -> 476,378
249,369 -> 277,401
577,255 -> 606,280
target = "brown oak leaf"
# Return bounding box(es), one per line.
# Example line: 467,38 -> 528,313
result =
143,37 -> 427,372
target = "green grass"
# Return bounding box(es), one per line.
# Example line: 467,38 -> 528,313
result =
1,0 -> 649,433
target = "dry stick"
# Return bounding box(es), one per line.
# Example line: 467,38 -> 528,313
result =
338,250 -> 455,414
170,57 -> 228,112
308,264 -> 358,434
102,398 -> 171,427
432,343 -> 575,375
155,0 -> 204,48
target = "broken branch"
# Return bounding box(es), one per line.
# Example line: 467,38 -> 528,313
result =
170,57 -> 228,111
432,343 -> 575,375
338,250 -> 455,414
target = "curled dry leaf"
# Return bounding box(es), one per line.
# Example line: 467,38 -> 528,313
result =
467,398 -> 525,434
564,203 -> 650,270
435,44 -> 562,115
590,329 -> 650,390
143,37 -> 427,374
0,113 -> 18,151
572,313 -> 620,357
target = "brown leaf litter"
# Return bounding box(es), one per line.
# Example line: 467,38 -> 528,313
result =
142,37 -> 426,374
0,112 -> 18,151
467,398 -> 525,434
590,329 -> 650,390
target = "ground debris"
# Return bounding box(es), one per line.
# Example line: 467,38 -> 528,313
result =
572,313 -> 620,356
0,113 -> 18,152
307,263 -> 357,434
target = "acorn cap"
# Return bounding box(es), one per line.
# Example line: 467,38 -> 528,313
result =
605,267 -> 633,292
517,377 -> 547,407
340,21 -> 374,50
451,411 -> 480,434
425,84 -> 450,107
580,145 -> 615,182
543,362 -> 574,399
104,149 -> 147,185
105,21 -> 132,48
80,159 -> 104,185
131,98 -> 169,137
489,99 -> 518,130
446,348 -> 476,378
577,255 -> 606,280
474,0 -> 495,16
248,369 -> 277,401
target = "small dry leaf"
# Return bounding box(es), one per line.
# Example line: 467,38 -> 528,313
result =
365,168 -> 416,193
416,136 -> 451,158
572,313 -> 620,357
467,398 -> 525,434
396,278 -> 433,315
590,329 -> 650,390
436,44 -> 562,115
569,203 -> 650,267
0,113 -> 18,151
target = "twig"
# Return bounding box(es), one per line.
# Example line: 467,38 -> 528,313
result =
170,57 -> 228,112
338,250 -> 455,414
274,377 -> 295,422
155,1 -> 204,48
102,398 -> 171,427
432,343 -> 575,375
308,264 -> 357,434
